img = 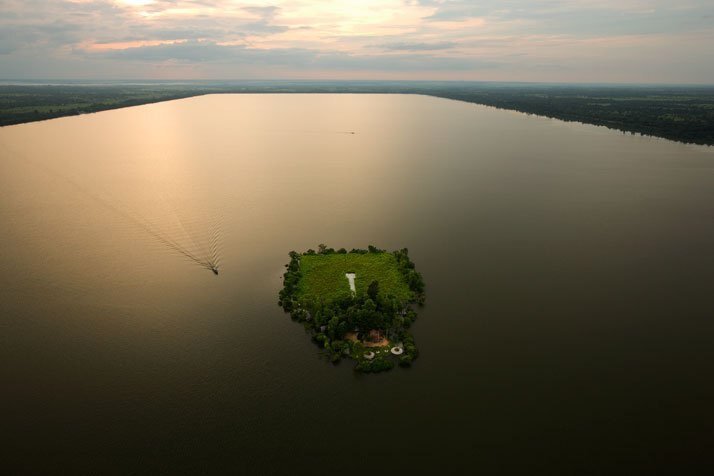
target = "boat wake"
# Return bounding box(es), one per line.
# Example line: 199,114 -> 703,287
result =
4,144 -> 223,275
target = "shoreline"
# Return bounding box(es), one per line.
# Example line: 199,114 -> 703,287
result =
2,84 -> 712,146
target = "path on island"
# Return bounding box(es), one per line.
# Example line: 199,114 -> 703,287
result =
345,273 -> 356,293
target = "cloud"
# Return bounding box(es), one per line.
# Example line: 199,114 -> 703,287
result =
375,41 -> 457,51
242,5 -> 280,20
0,0 -> 712,82
93,39 -> 498,72
422,0 -> 492,21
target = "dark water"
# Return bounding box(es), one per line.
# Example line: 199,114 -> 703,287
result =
1,94 -> 713,474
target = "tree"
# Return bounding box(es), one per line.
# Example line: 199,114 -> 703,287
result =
407,270 -> 424,293
327,316 -> 340,339
367,280 -> 380,301
318,243 -> 327,254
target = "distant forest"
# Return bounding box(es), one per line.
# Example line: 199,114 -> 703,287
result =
1,81 -> 712,145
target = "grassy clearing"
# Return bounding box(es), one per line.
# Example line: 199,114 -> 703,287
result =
297,252 -> 412,302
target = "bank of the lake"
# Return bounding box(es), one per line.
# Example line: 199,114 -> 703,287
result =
2,82 -> 713,145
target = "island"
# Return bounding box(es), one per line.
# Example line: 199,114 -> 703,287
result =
278,244 -> 425,372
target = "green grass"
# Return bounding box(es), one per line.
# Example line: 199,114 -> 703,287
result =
297,253 -> 412,302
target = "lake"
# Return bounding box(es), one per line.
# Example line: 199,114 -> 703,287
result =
1,94 -> 713,474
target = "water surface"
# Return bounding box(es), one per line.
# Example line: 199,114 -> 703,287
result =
1,94 -> 713,474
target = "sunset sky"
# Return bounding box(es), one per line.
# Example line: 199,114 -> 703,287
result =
1,0 -> 713,82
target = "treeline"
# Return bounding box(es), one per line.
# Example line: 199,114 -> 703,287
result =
0,85 -> 207,126
419,85 -> 714,146
393,247 -> 425,304
278,245 -> 424,371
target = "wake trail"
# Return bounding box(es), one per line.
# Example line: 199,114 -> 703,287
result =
3,143 -> 222,275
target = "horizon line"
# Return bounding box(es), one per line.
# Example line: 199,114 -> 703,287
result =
2,79 -> 714,87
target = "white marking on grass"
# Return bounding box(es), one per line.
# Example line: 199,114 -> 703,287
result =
345,273 -> 356,293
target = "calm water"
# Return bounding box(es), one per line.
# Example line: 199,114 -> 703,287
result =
1,94 -> 713,474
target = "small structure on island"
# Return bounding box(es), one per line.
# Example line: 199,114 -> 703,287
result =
390,346 -> 404,355
367,329 -> 382,342
364,351 -> 376,360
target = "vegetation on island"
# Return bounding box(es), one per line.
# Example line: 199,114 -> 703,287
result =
2,82 -> 713,145
279,244 -> 425,372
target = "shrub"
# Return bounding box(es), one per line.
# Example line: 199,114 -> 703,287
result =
399,355 -> 413,367
355,357 -> 394,373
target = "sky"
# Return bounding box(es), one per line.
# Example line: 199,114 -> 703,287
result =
1,0 -> 713,83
